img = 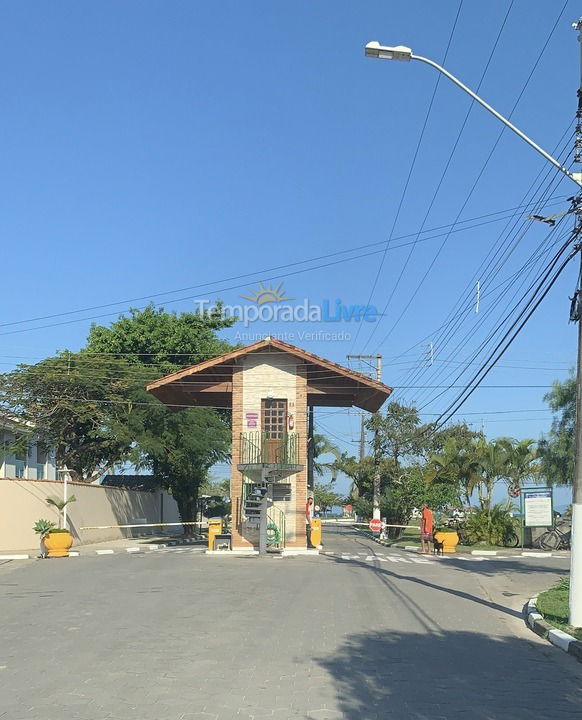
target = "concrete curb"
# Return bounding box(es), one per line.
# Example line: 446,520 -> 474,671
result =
524,596 -> 582,663
0,554 -> 32,560
0,536 -> 204,562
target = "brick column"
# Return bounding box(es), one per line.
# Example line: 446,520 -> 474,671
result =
230,364 -> 253,549
287,364 -> 308,548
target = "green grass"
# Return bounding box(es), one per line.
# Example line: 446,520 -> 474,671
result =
536,577 -> 582,641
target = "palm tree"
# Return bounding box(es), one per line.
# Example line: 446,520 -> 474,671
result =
312,433 -> 342,482
504,438 -> 538,493
473,439 -> 509,514
46,495 -> 76,529
425,437 -> 481,506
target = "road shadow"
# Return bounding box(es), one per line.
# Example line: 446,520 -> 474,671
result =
337,526 -> 569,579
324,553 -> 523,620
314,628 -> 582,719
433,555 -> 570,578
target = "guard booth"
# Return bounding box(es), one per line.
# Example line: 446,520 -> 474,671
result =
146,338 -> 391,553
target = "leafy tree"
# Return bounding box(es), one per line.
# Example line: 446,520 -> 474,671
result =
425,437 -> 482,506
353,466 -> 460,537
131,406 -> 230,530
86,304 -> 233,371
539,372 -> 575,485
314,481 -> 343,512
367,402 -> 430,471
84,305 -> 235,534
0,353 -> 139,482
335,453 -> 379,501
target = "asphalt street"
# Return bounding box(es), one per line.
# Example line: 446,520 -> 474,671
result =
1,526 -> 580,719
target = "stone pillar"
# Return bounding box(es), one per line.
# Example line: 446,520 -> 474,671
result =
286,364 -> 308,548
230,364 -> 253,549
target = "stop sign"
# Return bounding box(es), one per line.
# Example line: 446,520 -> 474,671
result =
369,518 -> 382,532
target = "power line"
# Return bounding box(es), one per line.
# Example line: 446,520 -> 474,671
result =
433,235 -> 578,427
394,142 -> 574,406
349,0 -> 464,352
367,0 -> 570,353
412,211 -> 573,409
0,198 -> 564,341
365,127 -> 574,392
360,0 -> 517,352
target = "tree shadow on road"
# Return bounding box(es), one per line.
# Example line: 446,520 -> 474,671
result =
424,552 -> 570,579
325,554 -> 523,620
314,627 -> 582,720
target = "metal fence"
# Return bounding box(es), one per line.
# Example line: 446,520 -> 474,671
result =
239,431 -> 299,466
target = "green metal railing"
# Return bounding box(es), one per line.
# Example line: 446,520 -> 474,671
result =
239,431 -> 299,467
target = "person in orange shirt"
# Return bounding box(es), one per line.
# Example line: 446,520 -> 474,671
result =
420,503 -> 434,554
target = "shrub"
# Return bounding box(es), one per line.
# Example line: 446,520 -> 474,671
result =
458,503 -> 516,545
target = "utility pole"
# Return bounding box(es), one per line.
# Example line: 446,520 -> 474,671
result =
569,18 -> 582,628
364,21 -> 582,625
359,415 -> 366,462
347,354 -> 383,520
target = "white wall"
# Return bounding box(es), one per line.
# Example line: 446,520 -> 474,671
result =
0,479 -> 181,551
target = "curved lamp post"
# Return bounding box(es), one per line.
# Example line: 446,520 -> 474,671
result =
364,33 -> 582,626
364,41 -> 582,189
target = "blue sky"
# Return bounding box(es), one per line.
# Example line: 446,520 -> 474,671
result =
0,1 -> 579,507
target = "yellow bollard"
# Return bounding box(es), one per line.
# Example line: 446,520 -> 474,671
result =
310,517 -> 322,548
208,517 -> 223,551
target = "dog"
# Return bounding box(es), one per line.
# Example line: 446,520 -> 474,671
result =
432,535 -> 444,556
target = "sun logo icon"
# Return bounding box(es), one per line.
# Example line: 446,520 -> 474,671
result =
241,281 -> 294,305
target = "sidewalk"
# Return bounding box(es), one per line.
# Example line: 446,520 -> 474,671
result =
0,533 -> 206,560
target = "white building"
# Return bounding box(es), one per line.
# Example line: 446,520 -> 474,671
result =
0,416 -> 57,481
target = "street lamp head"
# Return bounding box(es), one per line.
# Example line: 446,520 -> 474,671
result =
364,41 -> 413,61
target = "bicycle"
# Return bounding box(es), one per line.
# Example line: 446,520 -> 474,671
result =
535,524 -> 571,551
502,530 -> 521,548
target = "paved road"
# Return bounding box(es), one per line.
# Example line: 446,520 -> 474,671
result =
1,526 -> 580,719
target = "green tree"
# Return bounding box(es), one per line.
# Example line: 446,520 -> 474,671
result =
0,353 -> 139,482
539,372 -> 575,485
312,433 -> 342,481
505,438 -> 538,492
314,481 -> 343,513
367,402 -> 430,471
131,406 -> 230,530
425,436 -> 481,506
85,304 -> 235,533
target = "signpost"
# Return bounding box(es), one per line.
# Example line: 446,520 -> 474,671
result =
520,487 -> 553,549
369,518 -> 382,533
522,488 -> 554,528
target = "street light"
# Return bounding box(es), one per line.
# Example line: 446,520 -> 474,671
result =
364,42 -> 412,61
365,27 -> 582,627
364,40 -> 582,189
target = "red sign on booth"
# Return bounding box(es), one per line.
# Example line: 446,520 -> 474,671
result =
369,518 -> 382,532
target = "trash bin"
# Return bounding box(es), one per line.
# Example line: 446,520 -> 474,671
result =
310,517 -> 322,548
208,517 -> 223,551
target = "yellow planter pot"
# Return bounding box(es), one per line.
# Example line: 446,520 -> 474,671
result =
44,531 -> 73,558
434,531 -> 459,554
